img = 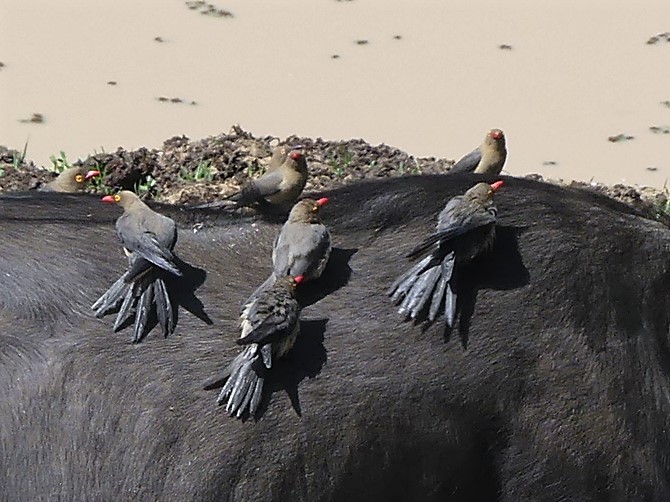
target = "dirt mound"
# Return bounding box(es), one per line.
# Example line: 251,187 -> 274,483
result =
0,126 -> 667,223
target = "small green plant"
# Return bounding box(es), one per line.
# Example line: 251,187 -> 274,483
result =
180,160 -> 214,182
88,161 -> 114,195
246,161 -> 263,178
654,181 -> 670,219
49,151 -> 71,173
397,159 -> 421,176
11,140 -> 29,170
329,147 -> 353,178
135,175 -> 159,199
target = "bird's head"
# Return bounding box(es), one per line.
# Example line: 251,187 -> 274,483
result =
290,197 -> 329,222
101,190 -> 140,209
489,129 -> 504,141
52,167 -> 101,192
467,181 -> 504,202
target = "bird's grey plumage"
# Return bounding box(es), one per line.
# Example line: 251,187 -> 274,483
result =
93,191 -> 180,342
228,151 -> 309,207
448,148 -> 483,175
206,276 -> 302,419
113,194 -> 181,278
388,182 -> 501,325
448,129 -> 507,175
244,198 -> 331,307
238,276 -> 301,354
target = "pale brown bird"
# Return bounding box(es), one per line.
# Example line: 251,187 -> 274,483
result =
205,275 -> 305,418
229,151 -> 308,207
40,166 -> 100,193
389,181 -> 504,326
448,129 -> 507,175
244,197 -> 331,305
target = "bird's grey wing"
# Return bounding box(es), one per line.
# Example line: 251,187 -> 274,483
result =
118,221 -> 181,276
448,147 -> 482,174
230,170 -> 284,204
408,205 -> 496,259
284,225 -> 332,278
236,307 -> 297,346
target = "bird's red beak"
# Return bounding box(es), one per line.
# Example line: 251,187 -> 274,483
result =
294,275 -> 305,285
289,151 -> 303,160
84,170 -> 101,180
316,197 -> 329,207
490,180 -> 504,192
490,130 -> 503,140
101,195 -> 116,203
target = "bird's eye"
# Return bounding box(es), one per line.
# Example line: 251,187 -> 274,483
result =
114,194 -> 121,202
75,175 -> 84,183
312,205 -> 319,212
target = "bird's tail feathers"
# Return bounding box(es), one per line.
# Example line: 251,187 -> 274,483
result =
398,265 -> 441,319
390,253 -> 456,322
93,269 -> 176,342
153,277 -> 175,337
387,255 -> 434,301
215,346 -> 266,418
92,273 -> 130,315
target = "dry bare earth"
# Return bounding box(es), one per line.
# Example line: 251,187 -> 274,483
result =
0,126 -> 667,224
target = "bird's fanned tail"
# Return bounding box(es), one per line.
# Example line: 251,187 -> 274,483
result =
389,252 -> 456,322
92,268 -> 177,342
211,346 -> 265,418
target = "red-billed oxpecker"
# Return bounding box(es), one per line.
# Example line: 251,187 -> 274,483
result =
243,197 -> 331,307
448,129 -> 507,175
389,181 -> 504,326
205,275 -> 305,418
40,166 -> 100,192
229,150 -> 308,207
92,191 -> 182,342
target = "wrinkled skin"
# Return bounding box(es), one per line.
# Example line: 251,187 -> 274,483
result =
1,176 -> 670,501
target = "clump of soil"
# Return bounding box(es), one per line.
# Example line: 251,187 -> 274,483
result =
0,126 -> 667,223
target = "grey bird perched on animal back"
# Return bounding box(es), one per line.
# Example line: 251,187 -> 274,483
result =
229,150 -> 308,207
243,197 -> 331,306
388,181 -> 503,326
40,166 -> 100,193
205,275 -> 304,418
448,129 -> 507,175
92,191 -> 182,342
103,190 -> 181,280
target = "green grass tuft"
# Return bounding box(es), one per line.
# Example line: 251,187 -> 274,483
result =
180,160 -> 214,182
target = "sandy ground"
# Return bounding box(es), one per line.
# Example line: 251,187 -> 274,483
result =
1,0 -> 669,186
